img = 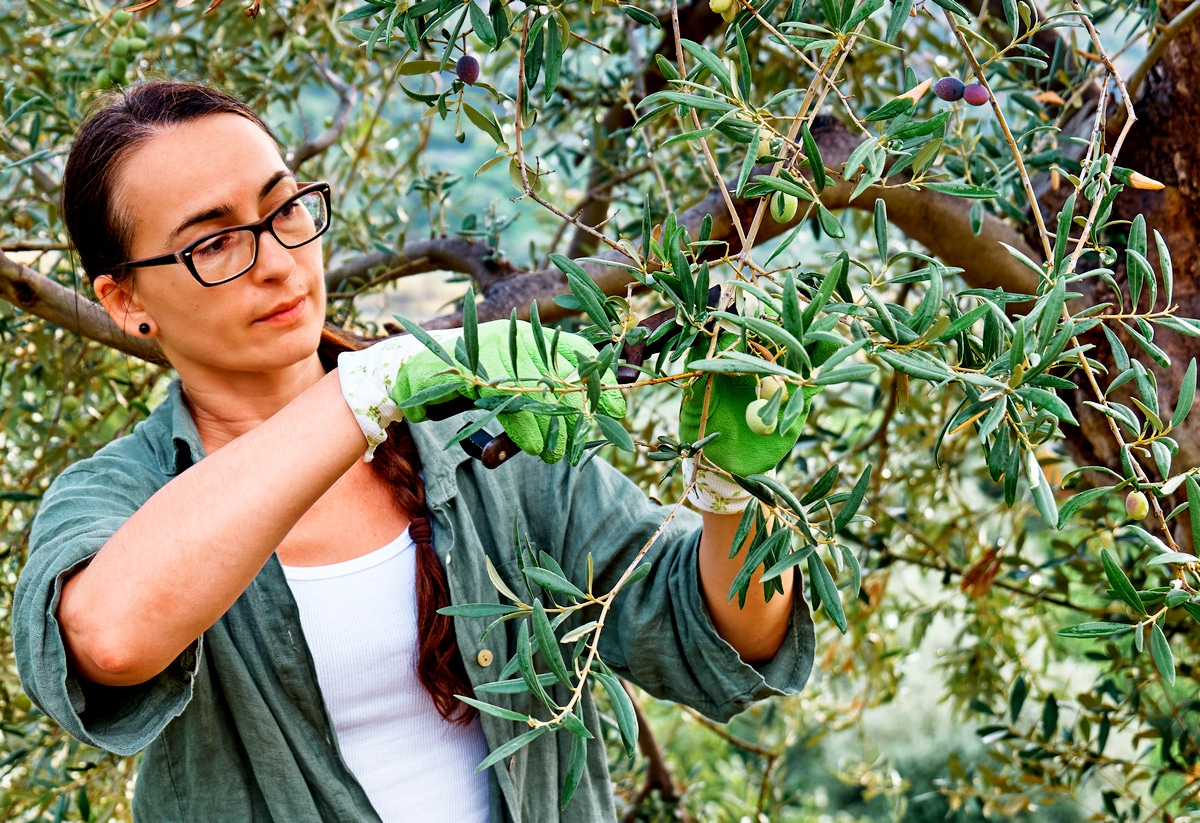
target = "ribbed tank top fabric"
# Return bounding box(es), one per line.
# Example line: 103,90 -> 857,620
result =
281,529 -> 490,822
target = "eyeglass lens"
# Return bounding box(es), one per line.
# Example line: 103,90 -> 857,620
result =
191,190 -> 328,284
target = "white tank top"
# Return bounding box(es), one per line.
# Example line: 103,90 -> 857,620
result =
281,529 -> 490,822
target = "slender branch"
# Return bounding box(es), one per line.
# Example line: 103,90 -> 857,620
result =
325,236 -> 519,295
288,62 -> 359,171
565,1 -> 721,259
669,0 -> 748,250
945,10 -> 1055,263
0,240 -> 71,251
344,59 -> 404,189
0,131 -> 61,198
872,504 -> 1097,614
1058,2 -> 1181,554
681,706 -> 778,757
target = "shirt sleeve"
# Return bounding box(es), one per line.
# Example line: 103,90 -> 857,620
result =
543,454 -> 816,723
13,457 -> 202,757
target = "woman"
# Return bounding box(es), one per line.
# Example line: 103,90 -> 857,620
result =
13,81 -> 815,822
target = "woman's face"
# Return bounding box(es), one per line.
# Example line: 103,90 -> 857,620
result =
99,113 -> 327,386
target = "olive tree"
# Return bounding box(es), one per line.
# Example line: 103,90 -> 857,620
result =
3,0 -> 1200,819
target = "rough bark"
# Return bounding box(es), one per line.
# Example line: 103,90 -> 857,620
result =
1056,2 -> 1200,482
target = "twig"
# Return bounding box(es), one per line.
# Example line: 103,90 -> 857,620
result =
344,59 -> 404,189
944,10 -> 1055,263
288,61 -> 359,171
619,682 -> 691,822
1056,2 -> 1181,555
0,130 -> 61,197
669,0 -> 748,249
0,240 -> 71,252
872,502 -> 1098,614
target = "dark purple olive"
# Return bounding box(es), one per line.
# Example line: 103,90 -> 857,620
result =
933,77 -> 964,102
456,54 -> 480,85
963,82 -> 991,106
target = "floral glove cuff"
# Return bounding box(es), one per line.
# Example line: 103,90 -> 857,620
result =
682,456 -> 760,514
337,332 -> 454,461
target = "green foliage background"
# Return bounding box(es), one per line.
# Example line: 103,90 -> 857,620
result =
3,0 -> 1200,820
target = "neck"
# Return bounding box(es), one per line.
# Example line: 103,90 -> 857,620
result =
178,353 -> 328,452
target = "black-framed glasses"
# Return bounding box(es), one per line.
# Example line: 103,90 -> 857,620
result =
119,182 -> 332,287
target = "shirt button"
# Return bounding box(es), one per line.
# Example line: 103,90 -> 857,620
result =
476,649 -> 494,668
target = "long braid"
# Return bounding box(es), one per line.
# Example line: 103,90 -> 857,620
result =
318,324 -> 477,724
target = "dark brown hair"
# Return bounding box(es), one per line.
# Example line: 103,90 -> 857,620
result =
63,82 -> 475,723
62,82 -> 269,284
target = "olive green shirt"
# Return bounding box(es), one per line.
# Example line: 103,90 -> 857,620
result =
14,381 -> 815,822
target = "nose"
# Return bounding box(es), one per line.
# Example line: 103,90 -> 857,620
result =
247,227 -> 295,284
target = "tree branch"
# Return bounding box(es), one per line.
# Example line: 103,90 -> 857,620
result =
619,681 -> 691,822
325,236 -> 520,295
287,62 -> 359,172
0,249 -> 166,364
426,118 -> 1042,328
1,131 -> 61,199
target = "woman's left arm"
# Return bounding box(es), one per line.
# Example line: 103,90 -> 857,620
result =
697,511 -> 793,663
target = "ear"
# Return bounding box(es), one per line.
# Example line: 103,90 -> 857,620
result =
94,274 -> 155,337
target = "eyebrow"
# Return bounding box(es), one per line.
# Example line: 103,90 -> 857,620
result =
168,170 -> 296,242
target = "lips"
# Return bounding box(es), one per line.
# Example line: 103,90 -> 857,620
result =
255,295 -> 306,324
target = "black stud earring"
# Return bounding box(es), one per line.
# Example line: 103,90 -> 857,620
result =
138,323 -> 151,335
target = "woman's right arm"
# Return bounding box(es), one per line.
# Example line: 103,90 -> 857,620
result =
58,370 -> 366,687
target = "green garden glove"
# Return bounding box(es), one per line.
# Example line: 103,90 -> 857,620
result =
390,320 -> 626,463
678,373 -> 819,478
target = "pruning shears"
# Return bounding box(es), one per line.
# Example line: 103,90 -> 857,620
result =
431,285 -> 723,468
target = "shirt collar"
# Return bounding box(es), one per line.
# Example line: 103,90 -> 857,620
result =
407,415 -> 474,508
144,379 -> 207,476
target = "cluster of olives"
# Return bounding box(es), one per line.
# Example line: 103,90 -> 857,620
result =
98,10 -> 150,89
744,376 -> 789,435
933,77 -> 990,106
708,0 -> 739,23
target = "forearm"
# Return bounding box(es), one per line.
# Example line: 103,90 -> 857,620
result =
59,371 -> 365,686
697,510 -> 794,663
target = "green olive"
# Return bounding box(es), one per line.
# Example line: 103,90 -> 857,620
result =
134,21 -> 149,37
96,69 -> 115,90
113,10 -> 132,24
1125,490 -> 1150,521
755,126 -> 774,160
756,375 -> 788,402
745,398 -> 778,435
709,0 -> 733,13
769,191 -> 799,223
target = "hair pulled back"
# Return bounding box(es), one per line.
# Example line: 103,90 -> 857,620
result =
64,82 -> 475,723
62,82 -> 268,283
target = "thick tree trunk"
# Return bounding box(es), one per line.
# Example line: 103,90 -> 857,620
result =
1062,5 -> 1200,486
